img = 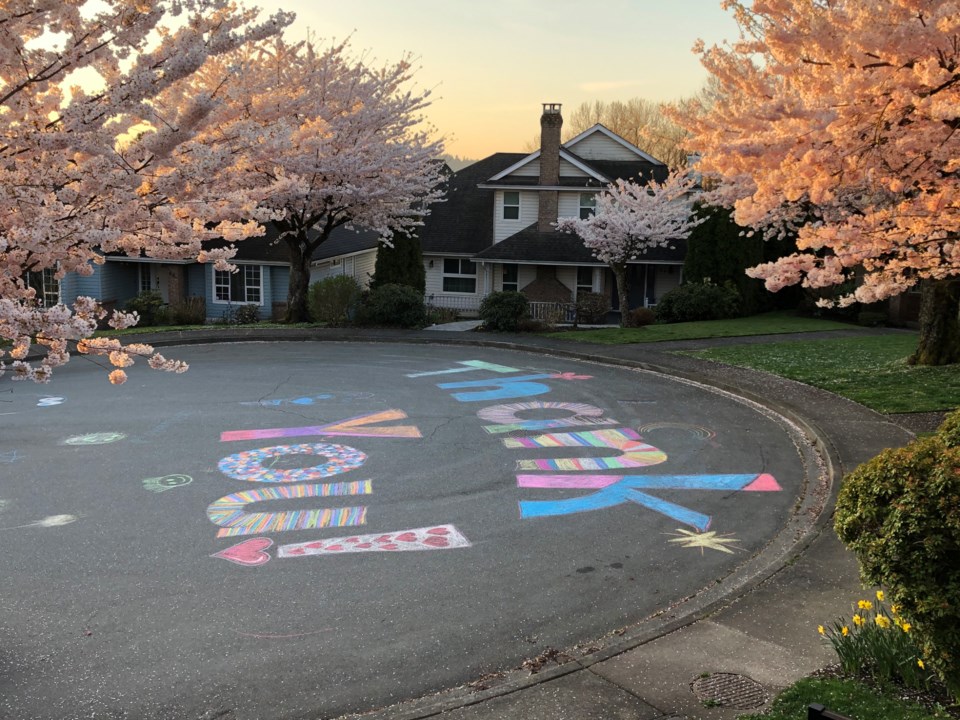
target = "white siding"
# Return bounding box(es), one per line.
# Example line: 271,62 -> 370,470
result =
518,265 -> 537,291
559,158 -> 590,177
494,189 -> 538,242
309,250 -> 376,289
653,265 -> 682,302
511,160 -> 540,178
424,256 -> 483,315
566,132 -> 640,161
354,251 -> 376,288
556,266 -> 577,294
558,191 -> 598,219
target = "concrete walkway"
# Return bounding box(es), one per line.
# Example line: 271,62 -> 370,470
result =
97,325 -> 923,719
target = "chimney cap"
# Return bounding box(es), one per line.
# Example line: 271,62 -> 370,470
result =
542,103 -> 562,115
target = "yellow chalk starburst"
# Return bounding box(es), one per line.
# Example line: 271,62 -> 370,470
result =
666,528 -> 742,555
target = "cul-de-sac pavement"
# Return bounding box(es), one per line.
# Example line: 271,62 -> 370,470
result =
0,333 -> 914,720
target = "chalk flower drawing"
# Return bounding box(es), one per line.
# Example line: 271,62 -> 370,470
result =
64,432 -> 126,446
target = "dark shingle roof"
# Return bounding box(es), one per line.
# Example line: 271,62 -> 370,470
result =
474,225 -> 686,264
418,153 -> 526,255
201,222 -> 382,263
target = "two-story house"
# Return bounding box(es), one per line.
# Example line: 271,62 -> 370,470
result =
417,104 -> 686,318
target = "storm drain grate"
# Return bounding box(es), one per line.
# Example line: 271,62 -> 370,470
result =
691,672 -> 767,709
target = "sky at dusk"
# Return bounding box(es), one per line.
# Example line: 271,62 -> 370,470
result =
255,0 -> 743,160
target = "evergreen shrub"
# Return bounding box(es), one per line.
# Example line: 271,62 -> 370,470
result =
479,291 -> 529,331
356,283 -> 426,328
125,290 -> 166,327
654,280 -> 742,323
308,275 -> 362,326
575,292 -> 611,324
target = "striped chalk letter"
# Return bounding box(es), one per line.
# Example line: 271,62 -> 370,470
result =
478,401 -> 617,434
504,428 -> 667,471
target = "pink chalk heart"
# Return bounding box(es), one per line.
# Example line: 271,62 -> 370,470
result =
395,532 -> 418,542
306,542 -> 325,550
423,536 -> 449,548
286,547 -> 306,555
326,544 -> 345,552
375,535 -> 393,543
356,543 -> 373,549
346,537 -> 360,543
380,543 -> 399,551
212,538 -> 273,567
426,527 -> 450,536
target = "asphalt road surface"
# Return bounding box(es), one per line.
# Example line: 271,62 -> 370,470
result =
0,342 -> 812,719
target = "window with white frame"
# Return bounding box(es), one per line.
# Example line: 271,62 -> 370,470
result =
577,267 -> 594,295
503,191 -> 520,220
442,258 -> 477,293
579,193 -> 596,219
139,265 -> 153,294
502,264 -> 518,292
26,268 -> 60,307
214,265 -> 263,303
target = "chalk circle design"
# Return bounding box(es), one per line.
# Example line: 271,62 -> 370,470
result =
218,443 -> 367,483
64,432 -> 126,446
477,401 -> 606,424
143,474 -> 193,493
638,423 -> 717,441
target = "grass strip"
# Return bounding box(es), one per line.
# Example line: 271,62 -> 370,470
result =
682,334 -> 960,414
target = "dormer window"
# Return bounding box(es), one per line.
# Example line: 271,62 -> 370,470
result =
503,191 -> 520,220
579,193 -> 596,219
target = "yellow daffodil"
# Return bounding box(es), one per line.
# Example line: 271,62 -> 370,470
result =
818,625 -> 825,635
853,614 -> 864,627
841,626 -> 849,636
902,623 -> 912,633
891,604 -> 900,614
876,590 -> 885,602
875,615 -> 891,629
918,659 -> 925,670
858,600 -> 873,610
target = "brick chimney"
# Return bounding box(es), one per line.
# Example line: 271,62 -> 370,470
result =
538,103 -> 562,232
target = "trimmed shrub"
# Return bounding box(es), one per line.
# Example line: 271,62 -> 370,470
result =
654,280 -> 742,323
169,296 -> 206,325
370,232 -> 426,294
479,291 -> 529,331
234,304 -> 261,324
356,283 -> 426,328
308,275 -> 362,327
625,307 -> 655,328
125,290 -> 166,327
576,292 -> 611,324
834,409 -> 960,699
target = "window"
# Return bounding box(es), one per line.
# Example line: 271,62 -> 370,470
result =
503,191 -> 520,220
577,267 -> 594,295
579,193 -> 596,219
139,265 -> 153,294
502,264 -> 518,292
214,265 -> 262,303
26,268 -> 60,307
442,258 -> 477,293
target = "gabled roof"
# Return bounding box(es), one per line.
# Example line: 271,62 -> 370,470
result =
200,222 -> 381,264
474,224 -> 686,265
563,124 -> 665,165
418,153 -> 526,255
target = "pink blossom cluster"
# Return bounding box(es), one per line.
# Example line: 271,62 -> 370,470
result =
1,0 -> 292,382
556,172 -> 703,266
676,0 -> 960,305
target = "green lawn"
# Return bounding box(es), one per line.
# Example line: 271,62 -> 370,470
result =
683,334 -> 960,414
545,312 -> 856,344
737,677 -> 951,720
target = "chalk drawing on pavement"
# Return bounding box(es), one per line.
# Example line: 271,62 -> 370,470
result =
212,525 -> 471,566
64,432 -> 126,446
517,473 -> 782,532
478,401 -> 617,434
0,499 -> 9,513
241,391 -> 375,407
206,481 -> 371,537
37,396 -> 65,407
143,474 -> 193,493
278,525 -> 472,558
218,443 -> 367,483
0,450 -> 22,463
221,410 -> 422,443
505,429 -> 668,471
638,423 -> 717,441
666,528 -> 743,555
0,514 -> 78,531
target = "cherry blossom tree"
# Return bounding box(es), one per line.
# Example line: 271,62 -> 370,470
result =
0,0 -> 292,383
557,172 -> 702,326
679,0 -> 960,365
191,38 -> 446,323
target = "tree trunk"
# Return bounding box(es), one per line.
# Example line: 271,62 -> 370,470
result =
284,234 -> 313,323
612,263 -> 630,328
910,279 -> 960,366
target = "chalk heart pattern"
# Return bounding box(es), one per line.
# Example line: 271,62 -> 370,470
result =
212,537 -> 274,567
279,525 -> 470,558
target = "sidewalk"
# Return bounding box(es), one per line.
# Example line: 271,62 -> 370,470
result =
103,326 -> 919,719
